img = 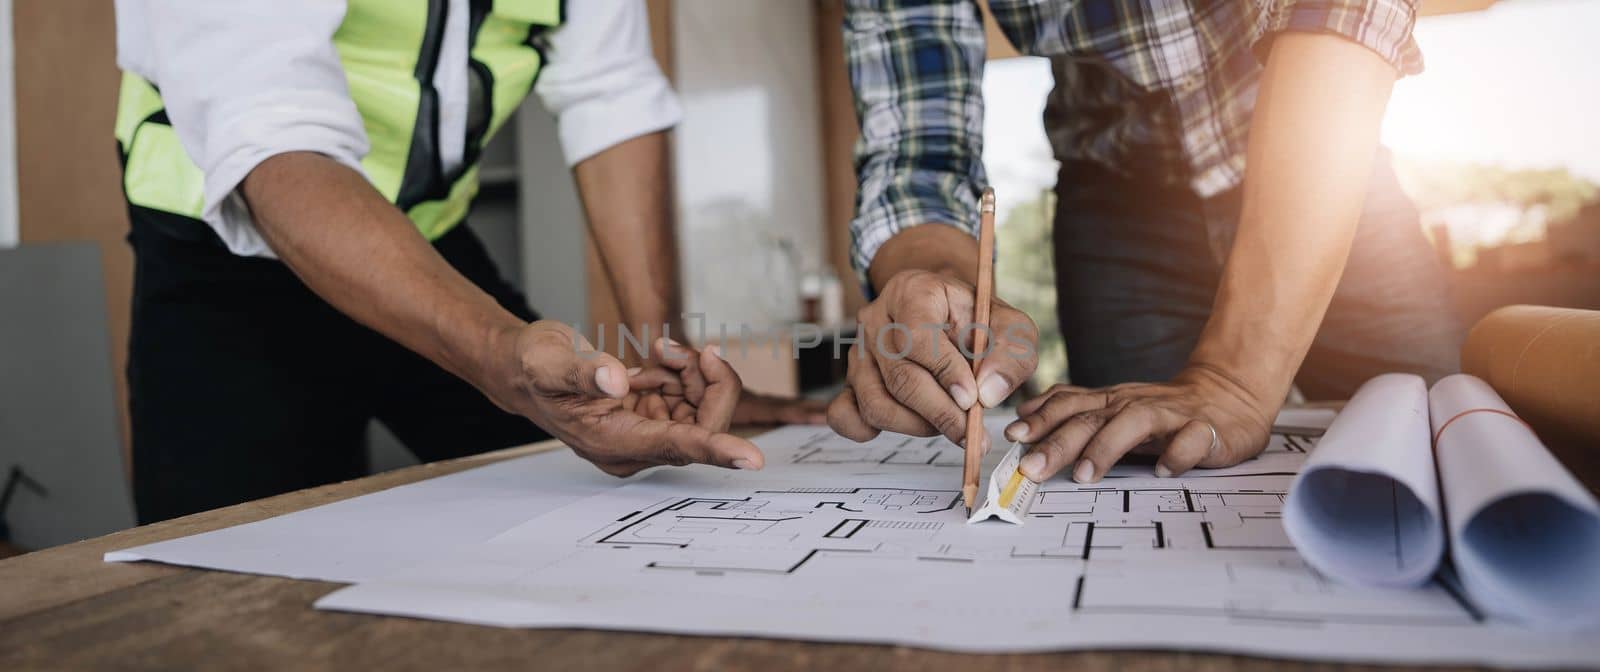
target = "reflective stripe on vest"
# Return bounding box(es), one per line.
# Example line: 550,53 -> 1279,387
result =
115,0 -> 563,241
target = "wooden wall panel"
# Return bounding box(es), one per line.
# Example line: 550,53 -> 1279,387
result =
13,1 -> 132,463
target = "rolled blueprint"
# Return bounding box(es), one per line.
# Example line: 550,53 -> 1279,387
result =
1283,374 -> 1444,587
1461,305 -> 1600,446
1429,374 -> 1600,630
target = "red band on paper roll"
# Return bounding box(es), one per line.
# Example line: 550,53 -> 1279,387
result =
1432,407 -> 1532,447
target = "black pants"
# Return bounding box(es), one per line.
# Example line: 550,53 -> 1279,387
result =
126,209 -> 549,524
1052,151 -> 1464,399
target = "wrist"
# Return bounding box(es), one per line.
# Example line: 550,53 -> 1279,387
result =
448,310 -> 529,394
1187,275 -> 1318,416
866,223 -> 981,293
1179,359 -> 1282,420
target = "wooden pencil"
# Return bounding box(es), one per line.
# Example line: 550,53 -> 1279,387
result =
964,188 -> 997,513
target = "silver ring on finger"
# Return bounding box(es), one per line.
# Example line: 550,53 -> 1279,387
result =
1204,421 -> 1220,453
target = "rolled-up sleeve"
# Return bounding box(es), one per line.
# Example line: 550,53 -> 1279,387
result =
844,0 -> 989,290
534,0 -> 682,166
114,0 -> 371,258
1251,0 -> 1424,76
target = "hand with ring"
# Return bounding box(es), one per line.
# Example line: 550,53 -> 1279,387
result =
1003,367 -> 1275,483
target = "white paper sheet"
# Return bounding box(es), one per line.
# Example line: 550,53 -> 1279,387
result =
314,411 -> 1600,666
1429,374 -> 1600,630
1283,374 -> 1445,587
103,412 -> 1313,580
104,449 -> 641,582
752,410 -> 1332,484
101,419 -> 1027,583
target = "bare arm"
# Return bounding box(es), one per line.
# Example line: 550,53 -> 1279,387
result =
1189,31 -> 1398,412
241,152 -> 763,473
244,152 -> 524,386
572,131 -> 683,347
1012,32 -> 1400,482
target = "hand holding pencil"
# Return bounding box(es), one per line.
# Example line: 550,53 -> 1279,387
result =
827,188 -> 1041,508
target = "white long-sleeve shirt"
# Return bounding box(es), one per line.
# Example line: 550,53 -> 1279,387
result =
114,0 -> 682,258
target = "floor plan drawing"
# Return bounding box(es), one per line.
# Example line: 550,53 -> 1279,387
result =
471,467 -> 1481,631
315,412 -> 1600,666
769,420 -> 1322,479
778,423 -> 994,468
790,434 -> 968,467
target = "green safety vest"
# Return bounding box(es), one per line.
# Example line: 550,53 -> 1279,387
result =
115,0 -> 564,242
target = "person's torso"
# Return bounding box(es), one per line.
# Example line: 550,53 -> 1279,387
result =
986,0 -> 1267,194
116,0 -> 564,239
1042,57 -> 1192,189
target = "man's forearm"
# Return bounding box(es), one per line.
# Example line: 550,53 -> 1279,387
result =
242,152 -> 521,388
1189,33 -> 1399,405
573,131 -> 685,345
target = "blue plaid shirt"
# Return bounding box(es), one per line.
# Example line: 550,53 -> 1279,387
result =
844,0 -> 1422,283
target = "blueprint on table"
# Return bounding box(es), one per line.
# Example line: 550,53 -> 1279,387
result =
316,411 -> 1600,667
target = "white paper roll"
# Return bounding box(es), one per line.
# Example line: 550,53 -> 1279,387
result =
1429,374 -> 1600,629
1284,373 -> 1445,587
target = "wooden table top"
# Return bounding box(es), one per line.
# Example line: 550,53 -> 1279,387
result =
2,430 -> 1587,672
